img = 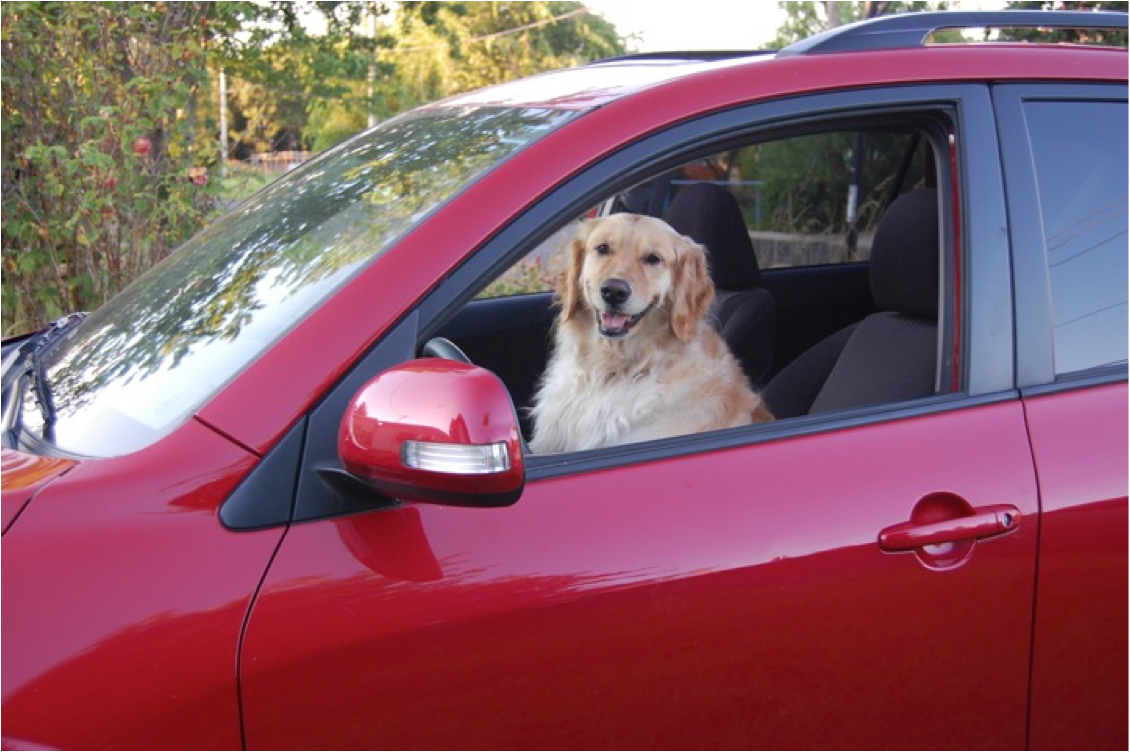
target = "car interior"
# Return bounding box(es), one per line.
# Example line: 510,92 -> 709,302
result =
429,121 -> 949,447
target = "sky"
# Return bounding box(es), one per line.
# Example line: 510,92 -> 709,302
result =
582,1 -> 1014,53
583,0 -> 787,51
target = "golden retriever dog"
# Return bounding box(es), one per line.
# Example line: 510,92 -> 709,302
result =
528,213 -> 773,453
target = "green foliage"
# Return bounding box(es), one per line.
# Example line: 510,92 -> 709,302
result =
0,1 -> 628,334
766,1 -> 1128,49
999,1 -> 1127,46
303,1 -> 626,150
751,131 -> 930,236
214,1 -> 396,156
479,255 -> 556,298
219,161 -> 274,203
394,1 -> 624,99
1,1 -> 237,335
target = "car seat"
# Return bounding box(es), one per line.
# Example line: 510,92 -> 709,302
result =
665,182 -> 776,386
761,187 -> 940,418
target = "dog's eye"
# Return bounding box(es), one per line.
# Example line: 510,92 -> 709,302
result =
643,253 -> 663,266
595,243 -> 610,256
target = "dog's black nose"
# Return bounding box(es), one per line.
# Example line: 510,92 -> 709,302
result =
600,278 -> 631,306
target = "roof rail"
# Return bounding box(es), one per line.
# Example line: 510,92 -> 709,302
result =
778,10 -> 1129,57
591,50 -> 772,65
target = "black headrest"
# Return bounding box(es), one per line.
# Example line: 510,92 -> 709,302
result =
666,183 -> 761,290
869,188 -> 939,319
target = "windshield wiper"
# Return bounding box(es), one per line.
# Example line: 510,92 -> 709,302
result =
1,312 -> 88,446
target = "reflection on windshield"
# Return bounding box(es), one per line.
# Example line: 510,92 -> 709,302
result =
22,105 -> 577,457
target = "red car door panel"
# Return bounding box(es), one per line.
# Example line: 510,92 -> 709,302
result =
241,401 -> 1037,749
1026,383 -> 1128,750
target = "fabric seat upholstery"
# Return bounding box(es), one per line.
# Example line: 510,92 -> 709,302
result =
762,188 -> 940,418
666,183 -> 776,385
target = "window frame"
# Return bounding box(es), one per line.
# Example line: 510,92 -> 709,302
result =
992,82 -> 1129,391
419,84 -> 1010,475
272,83 -> 1014,525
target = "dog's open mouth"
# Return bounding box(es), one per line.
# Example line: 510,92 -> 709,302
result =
598,303 -> 654,338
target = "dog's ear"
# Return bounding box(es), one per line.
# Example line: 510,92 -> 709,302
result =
670,237 -> 714,342
556,221 -> 590,321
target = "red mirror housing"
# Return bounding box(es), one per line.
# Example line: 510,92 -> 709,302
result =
338,359 -> 525,507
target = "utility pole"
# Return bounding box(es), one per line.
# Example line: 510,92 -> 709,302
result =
219,68 -> 229,176
368,1 -> 378,129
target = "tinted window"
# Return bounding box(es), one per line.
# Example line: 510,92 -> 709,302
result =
1025,100 -> 1128,375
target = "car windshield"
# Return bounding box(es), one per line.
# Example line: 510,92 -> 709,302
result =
16,104 -> 578,458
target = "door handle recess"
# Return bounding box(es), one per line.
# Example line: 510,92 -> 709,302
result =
878,504 -> 1021,552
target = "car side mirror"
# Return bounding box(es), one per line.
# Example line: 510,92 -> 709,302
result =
338,359 -> 524,508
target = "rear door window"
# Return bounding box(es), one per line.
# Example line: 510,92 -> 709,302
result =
1024,99 -> 1128,376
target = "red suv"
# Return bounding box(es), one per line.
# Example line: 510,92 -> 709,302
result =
3,11 -> 1126,750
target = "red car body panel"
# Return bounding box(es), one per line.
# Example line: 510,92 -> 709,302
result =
1025,383 -> 1129,750
0,449 -> 75,530
241,402 -> 1040,749
1,419 -> 273,750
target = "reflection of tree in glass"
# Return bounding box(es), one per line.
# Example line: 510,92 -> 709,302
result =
40,106 -> 575,448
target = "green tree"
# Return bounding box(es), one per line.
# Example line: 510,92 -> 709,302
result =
1,1 -> 240,334
1,1 -> 627,334
306,2 -> 625,151
999,1 -> 1127,46
0,1 -> 393,334
213,2 -> 396,158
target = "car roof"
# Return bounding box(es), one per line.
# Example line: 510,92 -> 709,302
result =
431,54 -> 769,110
431,10 -> 1127,112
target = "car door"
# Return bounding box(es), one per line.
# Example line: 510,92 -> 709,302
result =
237,86 -> 1040,749
240,412 -> 1039,750
995,83 -> 1129,751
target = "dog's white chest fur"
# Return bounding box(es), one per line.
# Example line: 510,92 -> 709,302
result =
529,349 -> 667,452
528,321 -> 753,453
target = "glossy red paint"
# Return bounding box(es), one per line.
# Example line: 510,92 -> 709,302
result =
1,449 -> 75,530
339,360 -> 524,505
1025,383 -> 1129,750
0,419 -> 277,750
241,402 -> 1040,749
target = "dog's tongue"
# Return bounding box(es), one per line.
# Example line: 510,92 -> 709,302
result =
601,311 -> 630,332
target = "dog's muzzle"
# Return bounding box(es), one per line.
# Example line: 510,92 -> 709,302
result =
596,278 -> 655,338
598,307 -> 651,338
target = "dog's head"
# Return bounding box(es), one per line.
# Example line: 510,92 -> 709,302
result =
557,213 -> 714,343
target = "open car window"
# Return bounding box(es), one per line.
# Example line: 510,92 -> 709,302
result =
480,126 -> 938,302
445,118 -> 952,454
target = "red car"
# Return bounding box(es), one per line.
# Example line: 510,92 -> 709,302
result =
3,11 -> 1126,750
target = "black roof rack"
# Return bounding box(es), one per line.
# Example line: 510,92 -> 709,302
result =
778,10 -> 1129,57
591,50 -> 773,65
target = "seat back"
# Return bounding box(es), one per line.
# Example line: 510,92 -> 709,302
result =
666,183 -> 776,385
764,188 -> 940,416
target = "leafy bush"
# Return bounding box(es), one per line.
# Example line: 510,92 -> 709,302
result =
1,2 -> 223,335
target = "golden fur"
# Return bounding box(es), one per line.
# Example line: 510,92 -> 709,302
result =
528,213 -> 772,453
